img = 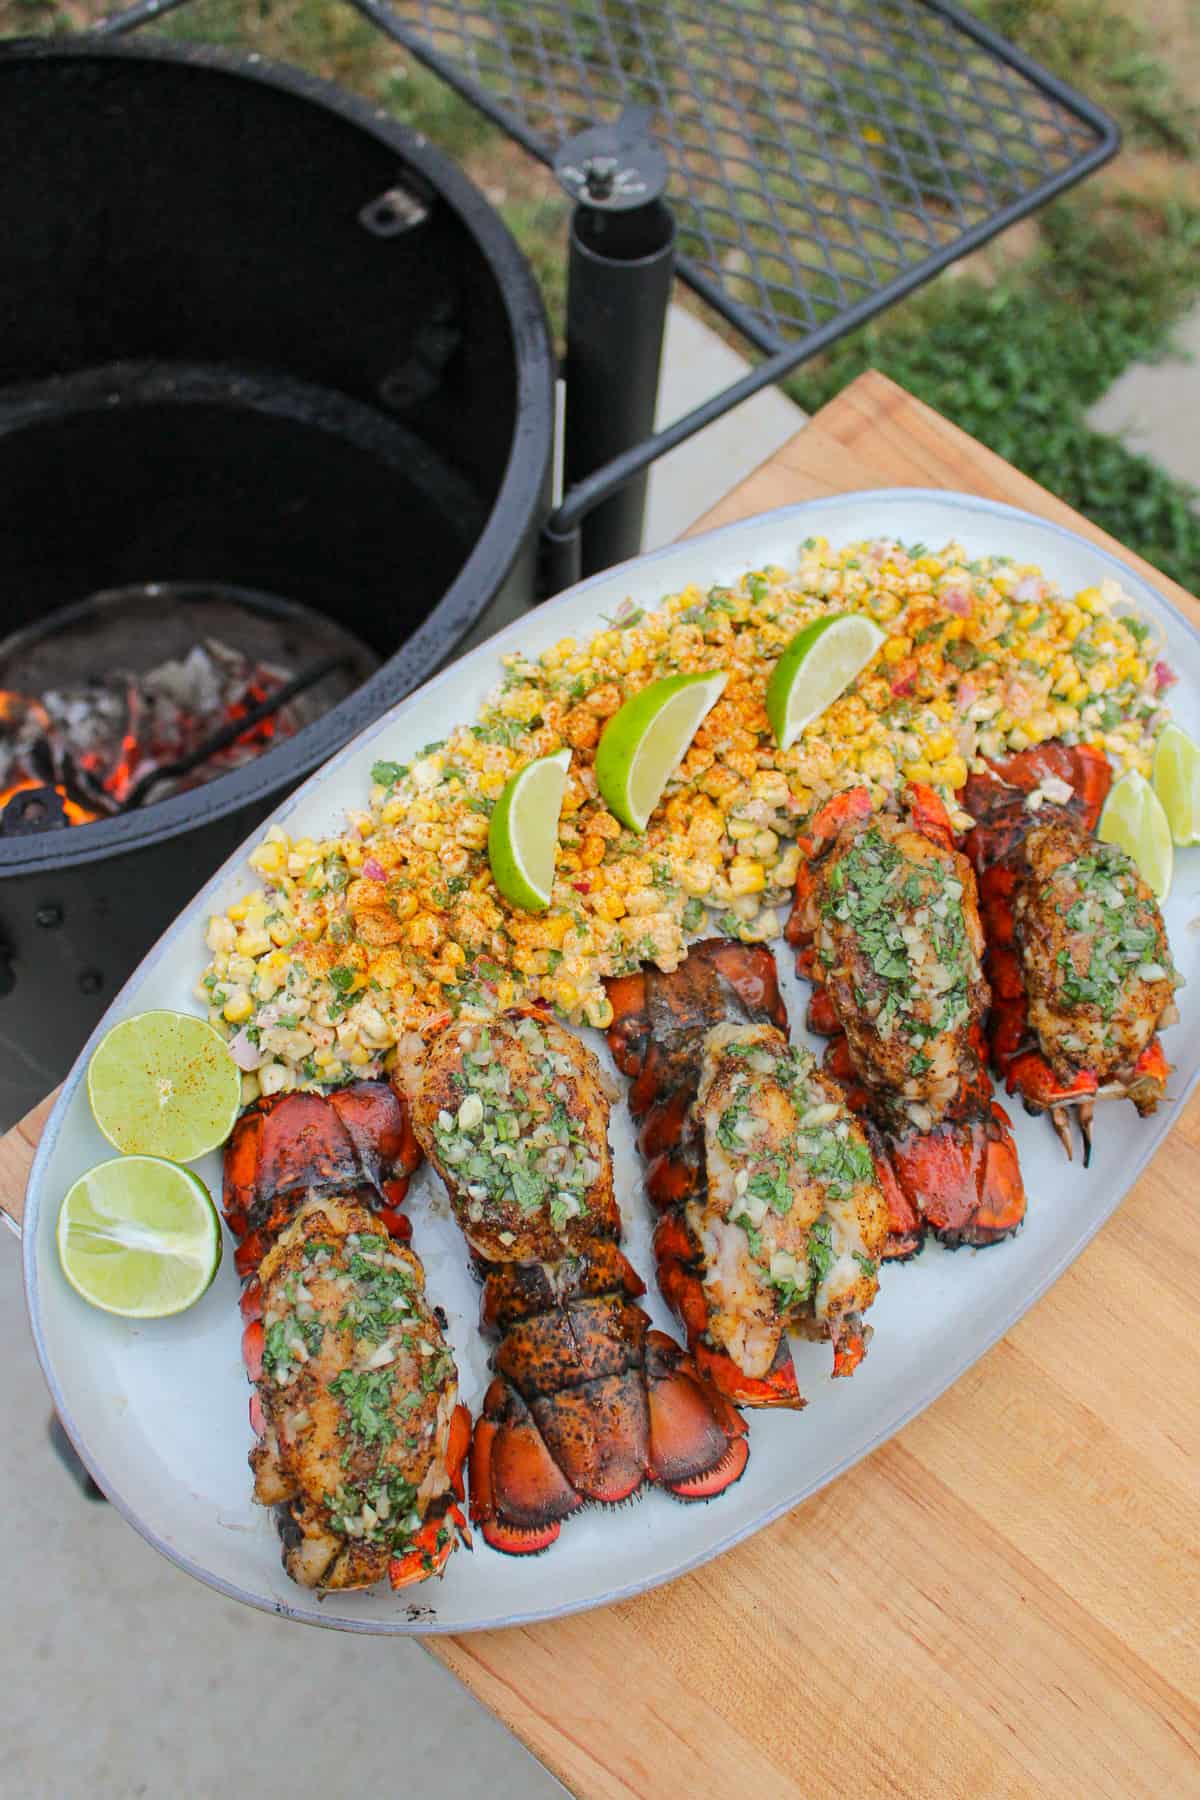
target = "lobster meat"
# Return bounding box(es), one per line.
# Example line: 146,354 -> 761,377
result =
224,1081 -> 470,1591
786,782 -> 1027,1255
405,1010 -> 749,1555
606,939 -> 890,1408
961,742 -> 1178,1162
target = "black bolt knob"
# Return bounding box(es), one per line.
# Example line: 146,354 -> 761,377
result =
35,904 -> 63,930
583,157 -> 617,201
78,969 -> 103,995
554,105 -> 669,212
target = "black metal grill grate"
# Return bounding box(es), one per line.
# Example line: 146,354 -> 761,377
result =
371,0 -> 1114,351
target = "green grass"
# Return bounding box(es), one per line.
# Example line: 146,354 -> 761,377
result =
977,0 -> 1200,154
792,192 -> 1200,589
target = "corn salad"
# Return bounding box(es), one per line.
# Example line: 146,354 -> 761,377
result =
198,535 -> 1171,1101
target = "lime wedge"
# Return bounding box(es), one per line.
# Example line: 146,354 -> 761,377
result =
488,748 -> 571,911
57,1156 -> 222,1318
87,1010 -> 242,1162
595,671 -> 728,832
765,613 -> 885,751
1152,723 -> 1200,846
1097,770 -> 1174,900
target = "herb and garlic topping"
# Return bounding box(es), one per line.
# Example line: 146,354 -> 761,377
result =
250,1202 -> 459,1576
412,1010 -> 622,1264
815,812 -> 989,1126
692,1022 -> 889,1379
1018,822 -> 1180,1083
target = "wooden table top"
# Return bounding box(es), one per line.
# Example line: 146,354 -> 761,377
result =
5,372 -> 1198,1798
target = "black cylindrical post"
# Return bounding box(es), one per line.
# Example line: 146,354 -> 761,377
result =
547,108 -> 675,585
564,195 -> 675,577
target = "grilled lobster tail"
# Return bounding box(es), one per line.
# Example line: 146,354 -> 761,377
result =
407,1012 -> 748,1556
607,940 -> 890,1406
786,782 -> 1027,1254
223,1081 -> 470,1591
962,742 -> 1176,1162
608,941 -> 797,1405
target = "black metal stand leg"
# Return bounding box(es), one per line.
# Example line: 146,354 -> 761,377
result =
48,1415 -> 106,1501
563,195 -> 675,580
543,109 -> 676,587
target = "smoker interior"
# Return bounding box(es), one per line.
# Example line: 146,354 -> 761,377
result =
0,40 -> 555,1124
0,45 -> 520,654
0,361 -> 486,644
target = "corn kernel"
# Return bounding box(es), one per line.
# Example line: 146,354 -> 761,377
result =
206,915 -> 236,954
583,992 -> 614,1029
222,990 -> 253,1024
235,928 -> 271,959
728,857 -> 765,897
774,843 -> 801,887
903,759 -> 934,783
249,840 -> 286,877
937,755 -> 968,789
924,729 -> 955,762
883,635 -> 912,664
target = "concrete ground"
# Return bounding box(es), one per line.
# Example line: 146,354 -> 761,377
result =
0,1238 -> 562,1800
3,306 -> 795,1800
1086,302 -> 1200,488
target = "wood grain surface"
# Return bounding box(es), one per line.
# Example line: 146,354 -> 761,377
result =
8,374 -> 1199,1798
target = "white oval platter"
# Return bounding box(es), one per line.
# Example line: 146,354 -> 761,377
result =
22,490 -> 1200,1634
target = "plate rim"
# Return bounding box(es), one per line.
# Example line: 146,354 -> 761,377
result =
22,485 -> 1200,1634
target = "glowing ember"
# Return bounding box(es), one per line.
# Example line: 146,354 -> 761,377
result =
0,777 -> 99,826
0,639 -> 298,824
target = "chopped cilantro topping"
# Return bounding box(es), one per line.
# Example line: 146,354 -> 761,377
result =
329,1368 -> 397,1447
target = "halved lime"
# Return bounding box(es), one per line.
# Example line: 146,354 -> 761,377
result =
595,671 -> 727,832
1097,769 -> 1174,900
1152,723 -> 1200,846
57,1156 -> 222,1318
87,1010 -> 242,1162
488,748 -> 571,911
765,613 -> 885,751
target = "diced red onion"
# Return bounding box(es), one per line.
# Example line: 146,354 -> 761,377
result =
363,857 -> 387,882
228,1028 -> 263,1071
1155,660 -> 1178,692
940,583 -> 971,617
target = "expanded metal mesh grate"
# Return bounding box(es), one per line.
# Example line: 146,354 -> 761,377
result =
370,0 -> 1114,351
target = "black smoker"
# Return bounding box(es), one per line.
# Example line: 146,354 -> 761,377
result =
0,37 -> 555,1124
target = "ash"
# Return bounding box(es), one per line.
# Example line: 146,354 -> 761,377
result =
0,637 -> 295,815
